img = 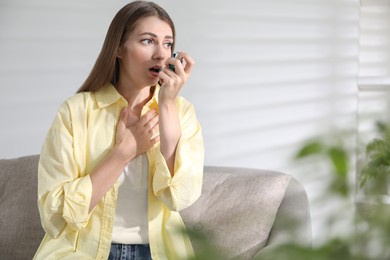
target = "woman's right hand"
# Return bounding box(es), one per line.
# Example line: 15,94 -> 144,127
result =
89,108 -> 159,212
114,108 -> 160,163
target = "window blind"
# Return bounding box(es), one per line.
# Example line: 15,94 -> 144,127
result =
171,0 -> 360,172
357,1 -> 390,200
357,2 -> 390,144
0,0 -> 120,157
168,0 -> 359,244
0,0 -> 360,172
0,0 -> 360,245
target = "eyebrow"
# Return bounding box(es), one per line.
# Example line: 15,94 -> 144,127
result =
138,32 -> 173,39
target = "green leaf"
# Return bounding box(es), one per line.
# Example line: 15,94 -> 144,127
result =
295,141 -> 324,159
328,146 -> 349,177
375,121 -> 388,134
366,138 -> 386,158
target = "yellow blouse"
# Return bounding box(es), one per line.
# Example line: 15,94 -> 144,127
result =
34,84 -> 204,260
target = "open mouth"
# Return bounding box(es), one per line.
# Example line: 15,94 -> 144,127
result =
149,66 -> 162,73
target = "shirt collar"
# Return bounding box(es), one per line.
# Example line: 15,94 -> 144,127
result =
94,83 -> 159,110
95,84 -> 124,108
144,85 -> 159,112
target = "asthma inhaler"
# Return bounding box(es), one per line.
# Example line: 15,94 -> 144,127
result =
168,52 -> 180,72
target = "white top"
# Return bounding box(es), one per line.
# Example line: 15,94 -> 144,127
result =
111,154 -> 149,244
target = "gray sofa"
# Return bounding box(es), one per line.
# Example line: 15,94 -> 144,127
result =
0,155 -> 311,259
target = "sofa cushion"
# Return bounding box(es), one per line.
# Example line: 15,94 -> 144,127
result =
0,155 -> 44,260
180,166 -> 291,259
0,156 -> 305,260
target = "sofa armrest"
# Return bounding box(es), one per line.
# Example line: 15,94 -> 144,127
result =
254,177 -> 312,258
181,166 -> 301,259
0,155 -> 44,260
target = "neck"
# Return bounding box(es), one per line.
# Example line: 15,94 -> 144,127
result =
117,83 -> 153,114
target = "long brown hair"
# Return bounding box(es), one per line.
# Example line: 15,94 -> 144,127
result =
77,1 -> 175,93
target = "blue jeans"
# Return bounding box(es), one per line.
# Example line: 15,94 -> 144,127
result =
108,243 -> 152,260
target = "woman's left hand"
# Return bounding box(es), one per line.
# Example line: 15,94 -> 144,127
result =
157,52 -> 194,175
158,52 -> 195,103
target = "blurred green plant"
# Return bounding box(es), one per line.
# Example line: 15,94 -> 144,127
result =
360,121 -> 390,193
294,137 -> 350,197
185,125 -> 390,260
186,228 -> 226,260
260,238 -> 366,260
286,126 -> 390,259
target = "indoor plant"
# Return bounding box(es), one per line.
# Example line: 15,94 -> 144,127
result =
359,121 -> 390,196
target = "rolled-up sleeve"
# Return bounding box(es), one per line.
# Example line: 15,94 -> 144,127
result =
152,103 -> 204,212
37,101 -> 92,238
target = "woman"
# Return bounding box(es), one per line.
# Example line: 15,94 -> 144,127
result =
33,1 -> 204,259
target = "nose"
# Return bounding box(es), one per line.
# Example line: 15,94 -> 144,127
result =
152,44 -> 169,60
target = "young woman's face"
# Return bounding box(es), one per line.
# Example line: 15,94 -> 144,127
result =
117,16 -> 173,88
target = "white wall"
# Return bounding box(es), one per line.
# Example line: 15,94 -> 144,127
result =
0,0 -> 359,244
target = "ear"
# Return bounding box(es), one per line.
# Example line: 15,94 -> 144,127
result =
116,46 -> 123,59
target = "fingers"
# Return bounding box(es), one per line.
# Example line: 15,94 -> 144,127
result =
150,135 -> 160,146
139,109 -> 158,126
165,57 -> 183,73
159,55 -> 185,89
135,111 -> 160,155
144,113 -> 159,141
114,108 -> 160,159
177,52 -> 195,75
163,52 -> 194,77
139,109 -> 160,140
146,113 -> 159,131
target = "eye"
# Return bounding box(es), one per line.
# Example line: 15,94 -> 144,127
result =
141,39 -> 153,45
164,42 -> 173,48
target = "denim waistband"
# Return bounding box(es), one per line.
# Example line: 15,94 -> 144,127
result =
108,243 -> 151,260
